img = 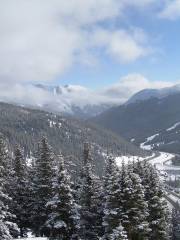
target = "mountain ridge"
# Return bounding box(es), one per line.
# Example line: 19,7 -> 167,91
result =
0,101 -> 146,175
126,84 -> 180,105
92,92 -> 180,154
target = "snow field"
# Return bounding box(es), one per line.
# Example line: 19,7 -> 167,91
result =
115,151 -> 175,172
166,122 -> 180,132
115,153 -> 155,167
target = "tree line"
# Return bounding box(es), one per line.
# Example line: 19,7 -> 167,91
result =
0,135 -> 171,239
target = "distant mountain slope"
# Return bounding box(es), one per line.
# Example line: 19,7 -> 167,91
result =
126,84 -> 180,105
34,84 -> 113,118
0,102 -> 145,174
92,93 -> 180,154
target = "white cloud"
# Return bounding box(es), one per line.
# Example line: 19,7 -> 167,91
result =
0,74 -> 176,112
124,0 -> 158,8
0,0 -> 156,84
101,73 -> 174,103
159,0 -> 180,20
0,83 -> 53,106
93,28 -> 150,63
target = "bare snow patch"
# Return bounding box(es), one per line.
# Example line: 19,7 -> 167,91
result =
116,152 -> 177,172
166,122 -> 180,132
140,133 -> 159,150
116,154 -> 155,167
14,238 -> 47,240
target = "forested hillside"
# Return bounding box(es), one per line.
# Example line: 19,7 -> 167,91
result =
0,102 -> 146,175
92,93 -> 180,154
0,136 -> 170,240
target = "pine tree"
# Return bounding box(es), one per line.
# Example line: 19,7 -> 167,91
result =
133,159 -> 144,178
109,224 -> 128,240
31,137 -> 56,236
133,160 -> 171,239
0,135 -> 13,190
93,175 -> 104,238
120,160 -> 133,237
0,135 -> 18,239
147,167 -> 169,240
11,147 -> 30,237
0,192 -> 13,240
45,154 -> 79,240
103,155 -> 124,239
172,208 -> 180,240
79,143 -> 101,240
28,145 -> 40,232
128,171 -> 149,240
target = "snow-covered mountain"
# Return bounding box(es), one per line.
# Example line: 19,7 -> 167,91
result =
34,84 -> 114,118
92,90 -> 180,155
0,102 -> 146,176
126,84 -> 180,105
29,83 -> 180,118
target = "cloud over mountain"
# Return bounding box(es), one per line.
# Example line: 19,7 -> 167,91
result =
0,74 -> 175,114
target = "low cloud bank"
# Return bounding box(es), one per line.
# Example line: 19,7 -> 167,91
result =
0,74 -> 175,112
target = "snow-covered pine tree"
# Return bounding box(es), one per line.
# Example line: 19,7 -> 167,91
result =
93,174 -> 104,238
172,208 -> 180,240
0,184 -> 13,240
0,134 -> 13,190
109,224 -> 128,240
31,137 -> 56,237
147,167 -> 169,240
79,143 -> 102,240
103,155 -> 124,239
0,135 -> 18,239
45,154 -> 79,240
133,159 -> 144,178
128,171 -> 149,240
133,160 -> 151,205
27,143 -> 41,231
11,146 -> 30,237
119,160 -> 133,237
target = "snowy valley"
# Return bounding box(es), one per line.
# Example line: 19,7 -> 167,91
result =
1,92 -> 180,240
1,96 -> 180,240
2,0 -> 180,239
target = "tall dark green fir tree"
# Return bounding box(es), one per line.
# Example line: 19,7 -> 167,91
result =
45,154 -> 79,240
32,137 -> 56,237
11,147 -> 30,237
79,143 -> 102,240
0,135 -> 18,239
103,155 -> 126,240
147,167 -> 170,240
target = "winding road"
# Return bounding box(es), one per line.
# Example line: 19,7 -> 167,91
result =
147,151 -> 180,210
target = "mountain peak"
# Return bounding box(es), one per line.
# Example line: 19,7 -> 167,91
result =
126,83 -> 180,105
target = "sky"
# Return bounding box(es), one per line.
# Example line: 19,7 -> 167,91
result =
0,0 -> 180,106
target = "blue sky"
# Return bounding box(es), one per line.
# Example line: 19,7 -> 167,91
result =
57,4 -> 180,89
1,0 -> 180,91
